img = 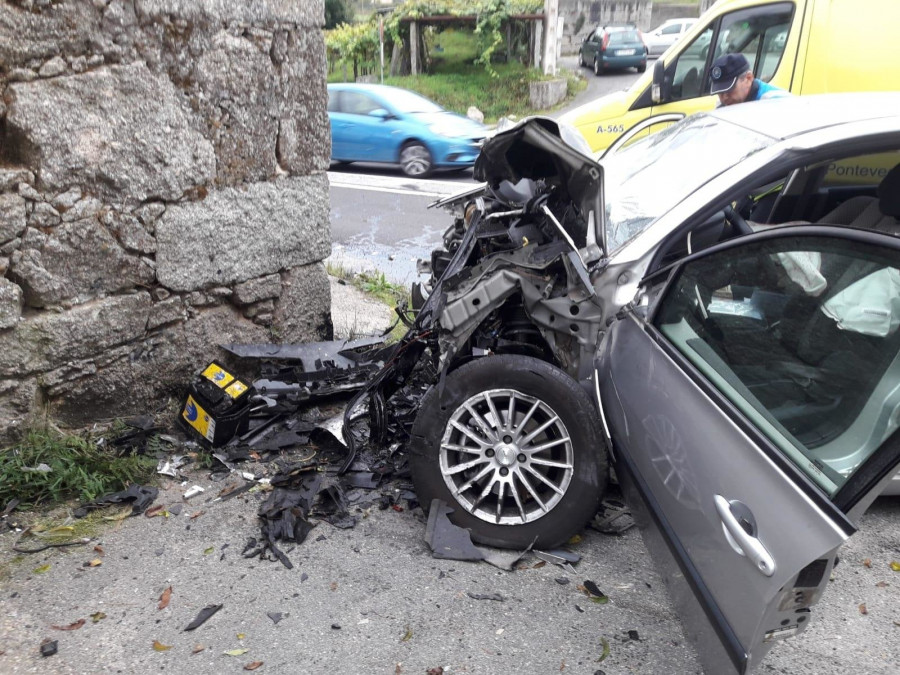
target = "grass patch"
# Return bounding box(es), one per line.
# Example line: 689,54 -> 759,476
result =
328,28 -> 583,122
0,428 -> 158,509
327,262 -> 409,308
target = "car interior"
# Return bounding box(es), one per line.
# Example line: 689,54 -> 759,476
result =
650,154 -> 900,496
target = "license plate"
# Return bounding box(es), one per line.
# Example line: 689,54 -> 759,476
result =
616,49 -> 636,56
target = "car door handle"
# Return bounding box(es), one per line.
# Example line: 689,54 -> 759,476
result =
714,495 -> 776,577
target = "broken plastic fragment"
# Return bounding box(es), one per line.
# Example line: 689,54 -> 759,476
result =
581,580 -> 609,604
21,463 -> 53,473
73,484 -> 159,518
267,611 -> 286,625
184,604 -> 223,631
466,592 -> 504,601
40,639 -> 58,657
156,455 -> 187,477
184,485 -> 205,499
534,550 -> 578,574
424,500 -> 485,562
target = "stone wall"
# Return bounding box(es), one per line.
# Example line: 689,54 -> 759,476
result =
650,3 -> 701,28
0,0 -> 331,439
561,1 -> 653,54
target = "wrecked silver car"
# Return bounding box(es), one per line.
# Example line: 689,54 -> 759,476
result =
340,93 -> 900,673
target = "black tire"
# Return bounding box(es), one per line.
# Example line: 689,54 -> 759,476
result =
399,141 -> 433,178
579,51 -> 586,67
593,57 -> 603,76
637,63 -> 646,73
409,355 -> 608,549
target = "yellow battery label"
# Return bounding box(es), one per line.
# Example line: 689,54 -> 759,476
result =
225,380 -> 248,399
182,394 -> 216,442
201,363 -> 234,389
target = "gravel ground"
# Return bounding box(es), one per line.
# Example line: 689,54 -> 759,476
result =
1,279 -> 898,674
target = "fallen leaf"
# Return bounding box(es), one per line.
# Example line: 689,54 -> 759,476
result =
391,504 -> 404,512
103,509 -> 131,522
582,580 -> 610,604
859,603 -> 868,615
560,659 -> 566,671
395,664 -> 402,675
48,526 -> 74,534
33,564 -> 51,574
894,621 -> 900,627
533,561 -> 547,569
94,545 -> 105,556
145,505 -> 165,518
158,586 -> 172,610
152,640 -> 173,651
51,619 -> 85,631
224,648 -> 250,656
236,633 -> 246,640
91,612 -> 106,623
567,534 -> 583,545
876,581 -> 889,588
330,582 -> 338,591
192,644 -> 206,654
598,636 -> 611,663
426,669 -> 443,675
88,558 -> 102,567
863,558 -> 872,568
189,511 -> 205,520
203,546 -> 214,555
401,626 -> 413,642
891,561 -> 900,572
244,662 -> 264,671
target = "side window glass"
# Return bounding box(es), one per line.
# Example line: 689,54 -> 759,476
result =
670,25 -> 714,101
715,2 -> 794,85
654,236 -> 900,496
342,92 -> 379,116
662,24 -> 681,36
327,90 -> 339,112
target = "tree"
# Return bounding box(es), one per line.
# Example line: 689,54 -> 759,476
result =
325,0 -> 353,29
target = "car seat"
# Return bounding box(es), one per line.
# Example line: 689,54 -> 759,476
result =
818,163 -> 900,235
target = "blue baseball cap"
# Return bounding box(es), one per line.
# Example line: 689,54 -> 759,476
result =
709,53 -> 751,94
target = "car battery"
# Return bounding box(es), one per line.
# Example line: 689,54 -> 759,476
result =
180,362 -> 253,446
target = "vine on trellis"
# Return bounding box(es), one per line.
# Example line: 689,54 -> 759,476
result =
327,0 -> 543,78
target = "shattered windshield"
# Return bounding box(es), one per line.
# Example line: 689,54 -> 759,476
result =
601,115 -> 774,253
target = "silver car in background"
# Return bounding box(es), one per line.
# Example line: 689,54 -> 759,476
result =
644,17 -> 697,57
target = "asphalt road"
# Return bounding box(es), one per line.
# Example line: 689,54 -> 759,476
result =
326,58 -> 642,287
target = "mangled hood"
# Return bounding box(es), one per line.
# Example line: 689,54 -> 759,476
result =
474,117 -> 605,252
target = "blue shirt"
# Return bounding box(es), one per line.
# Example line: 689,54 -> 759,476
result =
749,78 -> 790,101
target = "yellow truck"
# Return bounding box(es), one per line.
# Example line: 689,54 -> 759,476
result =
561,0 -> 900,156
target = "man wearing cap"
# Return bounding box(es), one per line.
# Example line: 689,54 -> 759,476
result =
709,53 -> 790,106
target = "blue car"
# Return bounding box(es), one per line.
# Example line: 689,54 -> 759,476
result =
327,83 -> 486,177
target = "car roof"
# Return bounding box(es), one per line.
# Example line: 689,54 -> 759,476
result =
327,83 -> 412,96
705,93 -> 900,141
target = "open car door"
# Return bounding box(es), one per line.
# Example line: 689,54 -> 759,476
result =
595,226 -> 900,673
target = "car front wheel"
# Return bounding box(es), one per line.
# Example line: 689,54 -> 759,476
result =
409,355 -> 608,549
399,141 -> 433,177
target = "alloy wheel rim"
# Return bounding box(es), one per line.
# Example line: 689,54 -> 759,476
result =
439,388 -> 574,525
401,145 -> 431,175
